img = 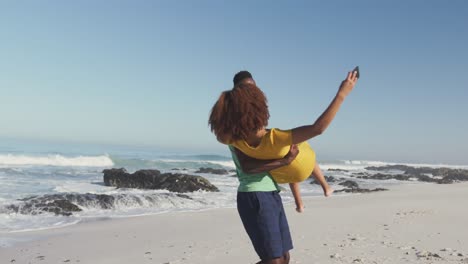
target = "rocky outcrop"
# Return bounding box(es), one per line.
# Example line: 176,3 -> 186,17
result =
339,180 -> 359,188
195,167 -> 229,175
335,187 -> 388,193
310,175 -> 338,185
328,168 -> 349,172
357,173 -> 413,181
360,165 -> 468,184
7,196 -> 82,216
352,172 -> 369,177
334,180 -> 388,193
103,168 -> 219,192
5,192 -> 193,216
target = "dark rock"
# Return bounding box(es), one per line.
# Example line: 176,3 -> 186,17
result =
357,172 -> 439,182
364,165 -> 468,184
416,251 -> 443,259
328,168 -> 349,172
175,193 -> 193,200
5,192 -> 194,216
366,165 -> 414,172
195,167 -> 229,175
310,175 -> 337,185
7,197 -> 82,216
357,173 -> 412,181
339,180 -> 359,188
334,180 -> 387,193
437,172 -> 468,184
352,172 -> 369,176
103,168 -> 219,192
335,188 -> 388,193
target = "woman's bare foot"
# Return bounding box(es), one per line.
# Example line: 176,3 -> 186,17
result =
295,200 -> 304,213
324,187 -> 334,197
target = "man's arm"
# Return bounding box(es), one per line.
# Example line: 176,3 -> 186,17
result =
234,145 -> 299,174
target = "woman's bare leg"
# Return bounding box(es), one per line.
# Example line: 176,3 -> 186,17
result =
289,183 -> 304,213
312,163 -> 334,197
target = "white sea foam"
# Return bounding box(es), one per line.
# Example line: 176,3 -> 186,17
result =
317,159 -> 468,174
0,213 -> 80,233
319,160 -> 384,171
341,160 -> 468,169
53,182 -> 113,194
0,189 -> 232,233
157,159 -> 235,169
0,154 -> 114,167
342,160 -> 390,166
1,152 -> 466,234
205,160 -> 235,168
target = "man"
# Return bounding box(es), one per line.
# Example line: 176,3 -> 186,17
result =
228,71 -> 297,264
212,68 -> 358,263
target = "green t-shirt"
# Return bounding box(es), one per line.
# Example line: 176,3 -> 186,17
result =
229,146 -> 279,192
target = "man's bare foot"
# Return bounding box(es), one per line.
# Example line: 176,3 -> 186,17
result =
324,187 -> 334,197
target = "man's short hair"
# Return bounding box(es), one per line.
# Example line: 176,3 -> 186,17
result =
233,71 -> 253,85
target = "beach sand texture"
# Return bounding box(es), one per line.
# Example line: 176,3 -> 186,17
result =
1,182 -> 467,264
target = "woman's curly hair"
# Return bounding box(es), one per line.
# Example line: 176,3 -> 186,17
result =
208,83 -> 270,142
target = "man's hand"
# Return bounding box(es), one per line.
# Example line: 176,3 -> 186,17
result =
234,144 -> 299,174
284,144 -> 299,165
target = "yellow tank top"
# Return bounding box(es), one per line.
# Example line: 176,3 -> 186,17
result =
231,128 -> 315,184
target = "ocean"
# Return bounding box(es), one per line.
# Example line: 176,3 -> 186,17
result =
1,139 -> 466,238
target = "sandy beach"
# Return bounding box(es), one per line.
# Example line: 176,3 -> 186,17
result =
1,182 -> 467,264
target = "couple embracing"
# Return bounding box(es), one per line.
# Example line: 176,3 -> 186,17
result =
209,69 -> 358,264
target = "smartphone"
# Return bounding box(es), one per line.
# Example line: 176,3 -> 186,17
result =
353,66 -> 360,79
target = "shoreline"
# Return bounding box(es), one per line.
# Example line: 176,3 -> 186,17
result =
1,182 -> 468,263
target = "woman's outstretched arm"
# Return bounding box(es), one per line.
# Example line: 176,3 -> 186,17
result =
234,145 -> 299,174
291,70 -> 358,144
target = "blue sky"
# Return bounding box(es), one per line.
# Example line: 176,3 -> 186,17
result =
1,1 -> 467,164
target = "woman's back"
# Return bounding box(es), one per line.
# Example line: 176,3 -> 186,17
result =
231,128 -> 315,184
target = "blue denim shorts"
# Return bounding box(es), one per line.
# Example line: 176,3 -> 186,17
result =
237,191 -> 293,261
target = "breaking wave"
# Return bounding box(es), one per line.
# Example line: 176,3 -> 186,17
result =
0,154 -> 114,167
